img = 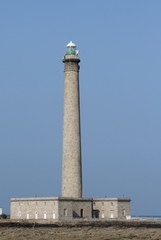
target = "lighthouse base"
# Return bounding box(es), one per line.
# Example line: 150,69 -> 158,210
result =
10,196 -> 130,221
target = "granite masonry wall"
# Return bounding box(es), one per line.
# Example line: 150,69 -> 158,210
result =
10,197 -> 130,221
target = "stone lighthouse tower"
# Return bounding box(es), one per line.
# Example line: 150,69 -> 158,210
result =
62,41 -> 82,198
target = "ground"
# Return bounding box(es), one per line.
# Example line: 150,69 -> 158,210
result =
0,220 -> 161,240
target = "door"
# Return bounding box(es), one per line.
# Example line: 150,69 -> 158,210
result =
44,212 -> 47,219
53,212 -> 56,219
35,212 -> 38,219
80,209 -> 83,218
110,213 -> 114,218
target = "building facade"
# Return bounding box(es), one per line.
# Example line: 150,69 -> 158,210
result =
10,197 -> 92,221
93,198 -> 131,219
11,197 -> 130,221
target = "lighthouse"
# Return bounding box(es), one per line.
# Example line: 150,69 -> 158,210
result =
61,41 -> 82,198
10,42 -> 131,221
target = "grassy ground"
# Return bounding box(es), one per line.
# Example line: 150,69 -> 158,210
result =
1,220 -> 161,240
0,226 -> 161,240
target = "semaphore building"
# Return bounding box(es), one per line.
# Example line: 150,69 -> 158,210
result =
10,42 -> 131,221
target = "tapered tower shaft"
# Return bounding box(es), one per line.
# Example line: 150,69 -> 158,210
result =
62,42 -> 82,198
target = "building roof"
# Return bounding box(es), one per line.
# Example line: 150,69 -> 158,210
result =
66,41 -> 76,48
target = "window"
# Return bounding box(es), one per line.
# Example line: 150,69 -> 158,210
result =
111,202 -> 114,206
102,202 -> 104,206
64,209 -> 67,217
18,211 -> 21,217
122,209 -> 126,216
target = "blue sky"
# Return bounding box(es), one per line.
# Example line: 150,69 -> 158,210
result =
0,0 -> 161,215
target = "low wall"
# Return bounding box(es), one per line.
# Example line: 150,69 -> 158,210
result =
0,219 -> 161,228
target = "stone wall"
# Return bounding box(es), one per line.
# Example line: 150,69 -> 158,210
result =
10,197 -> 131,221
93,198 -> 131,219
117,199 -> 131,219
58,198 -> 92,221
62,54 -> 82,198
10,197 -> 93,221
10,197 -> 59,220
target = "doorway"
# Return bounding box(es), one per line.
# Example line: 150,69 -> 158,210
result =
80,209 -> 83,218
44,212 -> 47,219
